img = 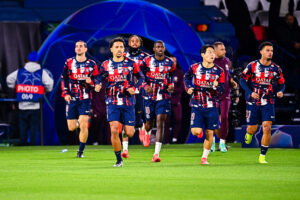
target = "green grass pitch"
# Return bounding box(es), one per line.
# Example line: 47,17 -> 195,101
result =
0,144 -> 300,200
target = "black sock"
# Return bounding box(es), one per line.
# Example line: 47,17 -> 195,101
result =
115,151 -> 122,162
260,145 -> 269,155
79,142 -> 86,152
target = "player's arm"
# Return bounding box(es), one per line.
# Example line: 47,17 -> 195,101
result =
141,57 -> 153,93
61,61 -> 71,101
184,66 -> 194,95
239,63 -> 258,99
167,60 -> 176,93
214,68 -> 225,95
276,66 -> 285,98
95,62 -> 108,92
131,62 -> 145,94
88,61 -> 101,88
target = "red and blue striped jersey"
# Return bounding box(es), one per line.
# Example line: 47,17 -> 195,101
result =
184,62 -> 225,108
99,57 -> 145,106
61,57 -> 99,100
125,50 -> 149,94
124,51 -> 149,68
142,55 -> 176,101
241,60 -> 285,106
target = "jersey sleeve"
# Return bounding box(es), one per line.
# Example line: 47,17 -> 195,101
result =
214,68 -> 225,95
133,62 -> 145,90
276,66 -> 285,85
168,60 -> 176,87
60,60 -> 70,98
239,62 -> 253,95
241,63 -> 252,81
98,61 -> 108,84
275,65 -> 285,93
87,60 -> 100,87
184,66 -> 193,92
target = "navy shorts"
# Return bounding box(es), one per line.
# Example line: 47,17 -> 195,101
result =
107,104 -> 135,126
190,107 -> 219,130
144,99 -> 171,121
66,99 -> 91,120
246,103 -> 275,125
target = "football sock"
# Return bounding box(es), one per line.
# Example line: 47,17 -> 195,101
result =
202,148 -> 210,158
154,142 -> 162,156
122,141 -> 128,151
115,151 -> 123,162
79,142 -> 86,152
260,145 -> 269,156
220,139 -> 225,144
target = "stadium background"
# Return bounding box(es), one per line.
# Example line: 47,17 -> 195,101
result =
0,1 -> 300,200
0,0 -> 299,145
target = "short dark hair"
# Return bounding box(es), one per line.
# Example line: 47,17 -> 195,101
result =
213,41 -> 224,48
76,40 -> 87,48
109,37 -> 126,48
129,35 -> 143,46
201,44 -> 214,54
154,40 -> 165,47
258,41 -> 273,51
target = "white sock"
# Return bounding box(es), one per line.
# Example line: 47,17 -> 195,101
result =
220,139 -> 225,144
154,142 -> 162,156
202,148 -> 210,158
122,141 -> 128,151
146,129 -> 151,135
140,123 -> 145,131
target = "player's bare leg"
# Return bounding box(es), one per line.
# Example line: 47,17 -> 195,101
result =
259,121 -> 272,164
76,115 -> 89,158
121,125 -> 135,158
67,120 -> 77,131
110,121 -> 123,166
201,129 -> 214,165
191,128 -> 203,137
78,115 -> 89,143
152,114 -> 167,162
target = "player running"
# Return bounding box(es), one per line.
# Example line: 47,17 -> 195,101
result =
184,44 -> 225,165
61,40 -> 100,158
121,35 -> 149,159
211,41 -> 238,153
240,41 -> 285,164
142,40 -> 176,162
96,37 -> 145,167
